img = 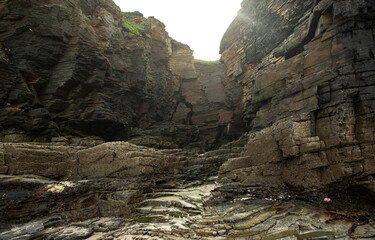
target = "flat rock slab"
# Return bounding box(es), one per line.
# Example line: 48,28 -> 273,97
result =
47,226 -> 93,240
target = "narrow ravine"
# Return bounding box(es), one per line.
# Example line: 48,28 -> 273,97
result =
1,0 -> 375,239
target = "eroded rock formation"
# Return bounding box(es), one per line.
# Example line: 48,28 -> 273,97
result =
0,0 -> 375,239
0,0 -> 242,151
128,59 -> 243,151
220,0 -> 375,194
0,142 -> 188,179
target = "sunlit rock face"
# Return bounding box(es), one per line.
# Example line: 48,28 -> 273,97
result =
0,0 -> 242,150
220,0 -> 375,193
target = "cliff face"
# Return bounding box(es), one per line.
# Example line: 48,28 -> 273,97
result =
1,0 -> 136,139
1,0 -> 375,238
0,0 -> 242,150
220,0 -> 375,193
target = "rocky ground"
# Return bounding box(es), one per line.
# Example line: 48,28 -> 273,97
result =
1,175 -> 375,239
1,0 -> 375,239
0,139 -> 374,239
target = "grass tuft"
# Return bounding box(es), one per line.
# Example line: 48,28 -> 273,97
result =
121,12 -> 148,36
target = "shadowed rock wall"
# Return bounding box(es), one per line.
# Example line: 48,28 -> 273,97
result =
0,0 -> 243,151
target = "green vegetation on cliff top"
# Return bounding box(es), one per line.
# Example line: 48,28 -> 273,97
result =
121,11 -> 147,36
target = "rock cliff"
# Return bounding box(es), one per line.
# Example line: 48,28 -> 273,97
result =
220,0 -> 375,194
0,0 -> 242,151
1,0 -> 375,239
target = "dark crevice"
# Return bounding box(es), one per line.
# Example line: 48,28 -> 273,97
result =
352,94 -> 363,141
370,49 -> 375,59
170,98 -> 193,125
285,9 -> 323,60
244,97 -> 273,131
311,110 -> 318,136
20,71 -> 39,85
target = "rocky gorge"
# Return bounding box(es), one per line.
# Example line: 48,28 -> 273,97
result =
0,0 -> 375,239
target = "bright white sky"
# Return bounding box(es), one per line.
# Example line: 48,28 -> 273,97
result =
113,0 -> 242,60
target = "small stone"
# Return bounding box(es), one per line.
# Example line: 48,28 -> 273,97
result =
323,198 -> 331,203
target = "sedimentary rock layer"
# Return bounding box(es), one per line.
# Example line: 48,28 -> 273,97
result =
0,142 -> 188,179
0,0 -> 375,238
0,0 -> 242,150
219,0 -> 375,193
2,175 -> 373,239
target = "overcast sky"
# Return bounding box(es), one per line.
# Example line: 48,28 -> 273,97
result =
113,0 -> 242,60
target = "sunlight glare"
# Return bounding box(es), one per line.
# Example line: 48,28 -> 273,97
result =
113,0 -> 242,60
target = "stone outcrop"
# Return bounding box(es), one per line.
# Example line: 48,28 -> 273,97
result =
0,142 -> 192,179
0,136 -> 246,182
0,0 -> 242,150
0,175 -> 139,223
1,0 -> 375,239
219,0 -> 375,193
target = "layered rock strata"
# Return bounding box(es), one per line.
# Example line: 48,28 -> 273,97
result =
0,142 -> 189,179
220,0 -> 375,193
0,139 -> 247,224
0,137 -> 246,183
0,0 -> 242,150
1,139 -> 373,239
128,59 -> 243,151
1,173 -> 374,239
1,0 -> 375,238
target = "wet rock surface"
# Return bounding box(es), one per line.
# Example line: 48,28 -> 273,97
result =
0,140 -> 374,239
1,173 -> 374,239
